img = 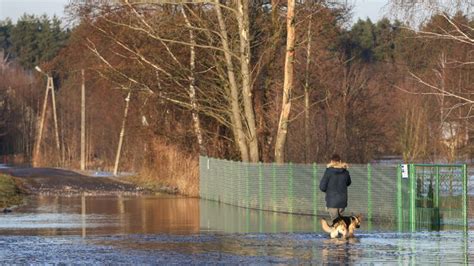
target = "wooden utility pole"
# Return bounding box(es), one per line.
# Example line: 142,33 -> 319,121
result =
80,69 -> 86,170
50,76 -> 60,153
113,90 -> 131,176
33,78 -> 50,166
33,74 -> 60,166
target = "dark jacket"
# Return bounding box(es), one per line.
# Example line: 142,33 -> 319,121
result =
319,162 -> 351,208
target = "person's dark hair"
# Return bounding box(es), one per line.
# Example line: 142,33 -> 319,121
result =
330,154 -> 341,162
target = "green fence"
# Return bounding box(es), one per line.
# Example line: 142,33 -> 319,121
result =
200,156 -> 468,230
407,164 -> 468,231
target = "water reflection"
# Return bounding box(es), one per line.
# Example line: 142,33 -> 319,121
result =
1,195 -> 469,236
0,195 -> 472,264
81,195 -> 86,237
200,199 -> 404,233
200,199 -> 470,233
0,195 -> 200,235
320,238 -> 361,264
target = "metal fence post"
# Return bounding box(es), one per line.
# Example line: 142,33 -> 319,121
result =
237,161 -> 242,206
435,166 -> 440,227
410,164 -> 416,232
313,163 -> 319,232
289,162 -> 293,213
367,163 -> 372,231
230,161 -> 234,205
435,166 -> 440,209
245,162 -> 250,232
246,207 -> 250,233
272,163 -> 277,212
463,164 -> 468,230
397,164 -> 402,232
259,162 -> 263,210
246,163 -> 250,209
313,163 -> 318,216
200,156 -> 205,199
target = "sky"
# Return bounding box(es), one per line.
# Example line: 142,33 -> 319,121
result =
0,0 -> 68,22
0,0 -> 390,24
351,0 -> 391,22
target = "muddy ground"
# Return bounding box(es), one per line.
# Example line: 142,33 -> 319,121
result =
0,167 -> 147,195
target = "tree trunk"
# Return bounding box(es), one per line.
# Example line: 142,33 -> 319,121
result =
181,7 -> 206,155
81,69 -> 86,170
304,12 -> 312,163
274,0 -> 295,163
215,1 -> 250,161
436,53 -> 446,161
237,0 -> 259,162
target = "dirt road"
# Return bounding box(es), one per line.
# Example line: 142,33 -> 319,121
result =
0,167 -> 146,195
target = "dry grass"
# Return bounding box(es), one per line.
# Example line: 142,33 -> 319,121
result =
129,139 -> 199,197
33,134 -> 200,197
0,174 -> 24,208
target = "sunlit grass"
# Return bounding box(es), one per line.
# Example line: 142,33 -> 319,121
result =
0,174 -> 23,208
123,140 -> 199,197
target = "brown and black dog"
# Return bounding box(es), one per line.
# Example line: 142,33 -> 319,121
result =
321,214 -> 362,239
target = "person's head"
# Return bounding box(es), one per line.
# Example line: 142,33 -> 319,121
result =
328,153 -> 347,169
330,154 -> 341,162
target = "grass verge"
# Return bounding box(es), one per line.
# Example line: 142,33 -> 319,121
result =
0,174 -> 24,208
124,140 -> 200,197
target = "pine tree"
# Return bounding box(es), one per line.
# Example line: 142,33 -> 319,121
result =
9,14 -> 69,70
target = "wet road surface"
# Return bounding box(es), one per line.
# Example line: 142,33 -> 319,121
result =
0,167 -> 143,195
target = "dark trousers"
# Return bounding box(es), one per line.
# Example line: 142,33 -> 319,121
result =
327,207 -> 344,222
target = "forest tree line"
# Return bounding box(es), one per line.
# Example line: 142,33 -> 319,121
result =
0,1 -> 472,195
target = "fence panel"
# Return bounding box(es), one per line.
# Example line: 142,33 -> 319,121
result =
200,157 -> 468,229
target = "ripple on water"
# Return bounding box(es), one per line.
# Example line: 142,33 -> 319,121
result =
0,195 -> 473,264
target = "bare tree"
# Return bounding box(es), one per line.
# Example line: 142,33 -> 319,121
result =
274,0 -> 296,163
236,0 -> 259,162
390,1 -> 473,111
390,1 -> 473,160
303,10 -> 313,163
214,1 -> 251,161
399,96 -> 429,162
80,69 -> 86,170
71,0 -> 263,161
181,6 -> 205,155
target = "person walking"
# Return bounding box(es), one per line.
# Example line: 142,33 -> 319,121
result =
319,154 -> 351,223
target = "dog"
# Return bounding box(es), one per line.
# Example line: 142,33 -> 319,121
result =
321,214 -> 362,239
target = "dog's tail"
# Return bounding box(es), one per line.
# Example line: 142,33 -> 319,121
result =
320,219 -> 333,233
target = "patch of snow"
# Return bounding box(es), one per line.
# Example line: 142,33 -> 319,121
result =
0,164 -> 11,169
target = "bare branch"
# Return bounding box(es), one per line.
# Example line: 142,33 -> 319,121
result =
86,38 -> 155,94
408,71 -> 474,104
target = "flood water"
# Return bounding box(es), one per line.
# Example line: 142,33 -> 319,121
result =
0,195 -> 473,264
